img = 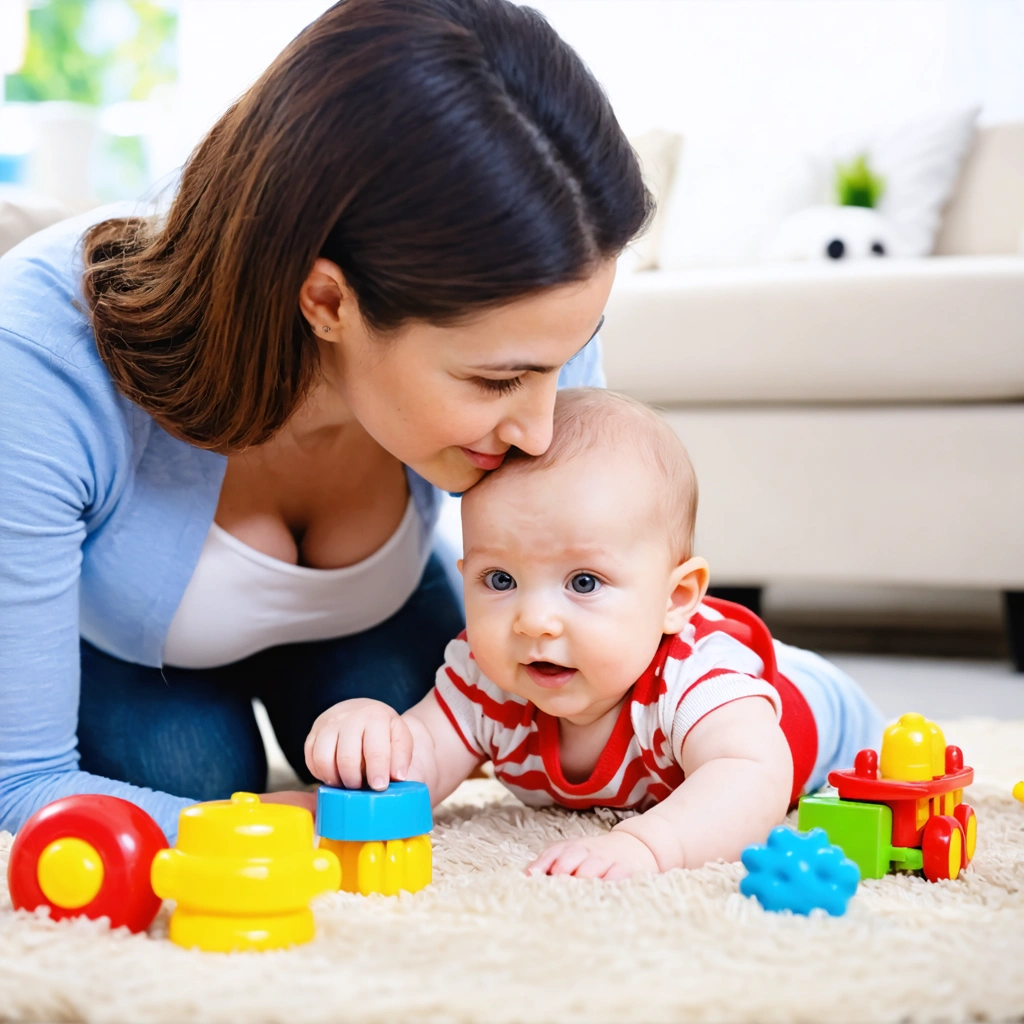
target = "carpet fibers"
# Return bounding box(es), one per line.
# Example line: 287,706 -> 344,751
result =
1,718 -> 1022,1024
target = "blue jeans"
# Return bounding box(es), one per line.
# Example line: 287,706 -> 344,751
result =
77,553 -> 464,802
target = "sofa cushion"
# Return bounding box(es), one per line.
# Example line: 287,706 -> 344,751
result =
620,129 -> 683,272
662,403 -> 1024,587
935,122 -> 1024,256
602,256 -> 1024,404
0,194 -> 72,259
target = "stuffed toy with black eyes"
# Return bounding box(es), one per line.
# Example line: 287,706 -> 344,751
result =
763,203 -> 897,261
762,152 -> 901,262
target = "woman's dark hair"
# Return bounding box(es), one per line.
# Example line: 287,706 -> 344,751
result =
81,0 -> 652,452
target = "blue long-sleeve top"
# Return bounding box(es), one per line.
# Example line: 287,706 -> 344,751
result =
0,206 -> 606,843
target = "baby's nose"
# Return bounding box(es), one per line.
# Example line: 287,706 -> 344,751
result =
513,603 -> 563,638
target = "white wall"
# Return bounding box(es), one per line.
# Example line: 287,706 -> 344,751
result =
529,0 -> 1024,141
165,0 -> 1024,182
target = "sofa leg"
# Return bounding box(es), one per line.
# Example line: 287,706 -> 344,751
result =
707,586 -> 763,618
1004,591 -> 1024,673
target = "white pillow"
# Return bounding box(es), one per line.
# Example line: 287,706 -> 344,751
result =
658,137 -> 819,270
657,108 -> 979,271
822,106 -> 979,257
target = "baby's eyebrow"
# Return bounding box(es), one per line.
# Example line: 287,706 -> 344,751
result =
468,315 -> 605,373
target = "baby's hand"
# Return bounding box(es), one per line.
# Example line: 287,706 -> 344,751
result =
526,830 -> 659,880
304,698 -> 413,790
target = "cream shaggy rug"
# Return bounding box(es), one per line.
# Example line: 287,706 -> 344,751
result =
1,717 -> 1023,1024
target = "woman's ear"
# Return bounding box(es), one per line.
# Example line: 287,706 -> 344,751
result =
298,257 -> 358,336
663,556 -> 710,635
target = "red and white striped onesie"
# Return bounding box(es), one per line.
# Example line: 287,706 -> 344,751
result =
434,598 -> 818,810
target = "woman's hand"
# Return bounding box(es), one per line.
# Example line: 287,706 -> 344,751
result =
304,698 -> 414,790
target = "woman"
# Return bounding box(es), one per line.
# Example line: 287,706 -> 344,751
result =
0,0 -> 649,842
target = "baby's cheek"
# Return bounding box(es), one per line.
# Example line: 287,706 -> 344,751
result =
465,614 -> 517,687
575,611 -> 660,693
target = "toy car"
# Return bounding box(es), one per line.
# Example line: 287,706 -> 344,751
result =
798,713 -> 975,883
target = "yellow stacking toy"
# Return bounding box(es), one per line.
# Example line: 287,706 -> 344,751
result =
151,792 -> 340,952
316,782 -> 433,896
880,713 -> 946,781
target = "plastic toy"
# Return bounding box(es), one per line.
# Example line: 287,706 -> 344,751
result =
798,713 -> 975,883
740,826 -> 860,915
1013,782 -> 1024,805
316,781 -> 433,896
7,794 -> 168,933
151,792 -> 340,952
8,792 -> 340,952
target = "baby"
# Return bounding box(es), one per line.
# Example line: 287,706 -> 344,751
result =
304,388 -> 884,878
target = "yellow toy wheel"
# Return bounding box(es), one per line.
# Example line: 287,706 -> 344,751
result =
954,804 -> 976,864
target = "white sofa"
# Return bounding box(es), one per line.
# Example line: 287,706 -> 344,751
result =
602,123 -> 1024,668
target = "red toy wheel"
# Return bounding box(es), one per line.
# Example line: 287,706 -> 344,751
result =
921,815 -> 964,882
7,795 -> 168,933
953,803 -> 977,865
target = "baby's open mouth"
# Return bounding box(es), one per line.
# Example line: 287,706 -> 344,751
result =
524,661 -> 577,689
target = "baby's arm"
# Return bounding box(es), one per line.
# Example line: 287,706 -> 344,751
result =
304,690 -> 482,806
528,696 -> 792,878
404,690 -> 485,804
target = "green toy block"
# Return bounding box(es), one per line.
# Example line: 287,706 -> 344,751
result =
797,794 -> 893,879
890,847 -> 923,872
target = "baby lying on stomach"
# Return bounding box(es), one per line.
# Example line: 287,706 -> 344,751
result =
305,388 -> 882,878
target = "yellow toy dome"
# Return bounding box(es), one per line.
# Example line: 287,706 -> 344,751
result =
879,713 -> 946,782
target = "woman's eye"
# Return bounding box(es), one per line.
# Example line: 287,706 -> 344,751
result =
475,376 -> 525,396
569,573 -> 601,594
484,570 -> 517,592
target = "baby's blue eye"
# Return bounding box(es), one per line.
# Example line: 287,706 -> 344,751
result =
569,573 -> 600,594
484,570 -> 516,592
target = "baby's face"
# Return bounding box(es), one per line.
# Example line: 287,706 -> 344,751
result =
460,448 -> 679,725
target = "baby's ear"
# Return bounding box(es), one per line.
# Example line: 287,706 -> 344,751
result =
457,558 -> 464,576
663,556 -> 710,635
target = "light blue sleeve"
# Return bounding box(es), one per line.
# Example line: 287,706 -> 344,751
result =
0,328 -> 195,842
557,335 -> 606,389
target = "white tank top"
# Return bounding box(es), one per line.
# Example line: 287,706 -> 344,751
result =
162,497 -> 428,669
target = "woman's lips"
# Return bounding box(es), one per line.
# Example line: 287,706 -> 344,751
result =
524,661 -> 577,689
460,447 -> 507,471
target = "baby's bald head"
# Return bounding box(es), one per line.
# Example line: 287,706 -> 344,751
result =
470,388 -> 698,562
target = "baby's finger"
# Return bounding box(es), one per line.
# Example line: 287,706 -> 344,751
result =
389,717 -> 414,782
601,862 -> 635,881
572,854 -> 611,879
335,718 -> 369,789
548,844 -> 590,876
309,728 -> 342,787
362,714 -> 394,790
525,842 -> 566,876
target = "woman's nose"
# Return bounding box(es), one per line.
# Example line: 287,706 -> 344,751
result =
496,380 -> 557,456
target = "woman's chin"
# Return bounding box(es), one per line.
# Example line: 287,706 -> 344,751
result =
413,453 -> 487,494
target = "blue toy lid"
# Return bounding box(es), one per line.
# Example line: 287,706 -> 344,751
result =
316,781 -> 433,842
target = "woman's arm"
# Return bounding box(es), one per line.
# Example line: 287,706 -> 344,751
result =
0,327 -> 197,843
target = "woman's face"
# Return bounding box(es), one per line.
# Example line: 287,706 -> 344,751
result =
307,259 -> 617,493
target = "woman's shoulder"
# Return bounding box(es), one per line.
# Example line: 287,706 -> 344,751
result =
0,201 -> 138,368
0,203 -> 160,486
